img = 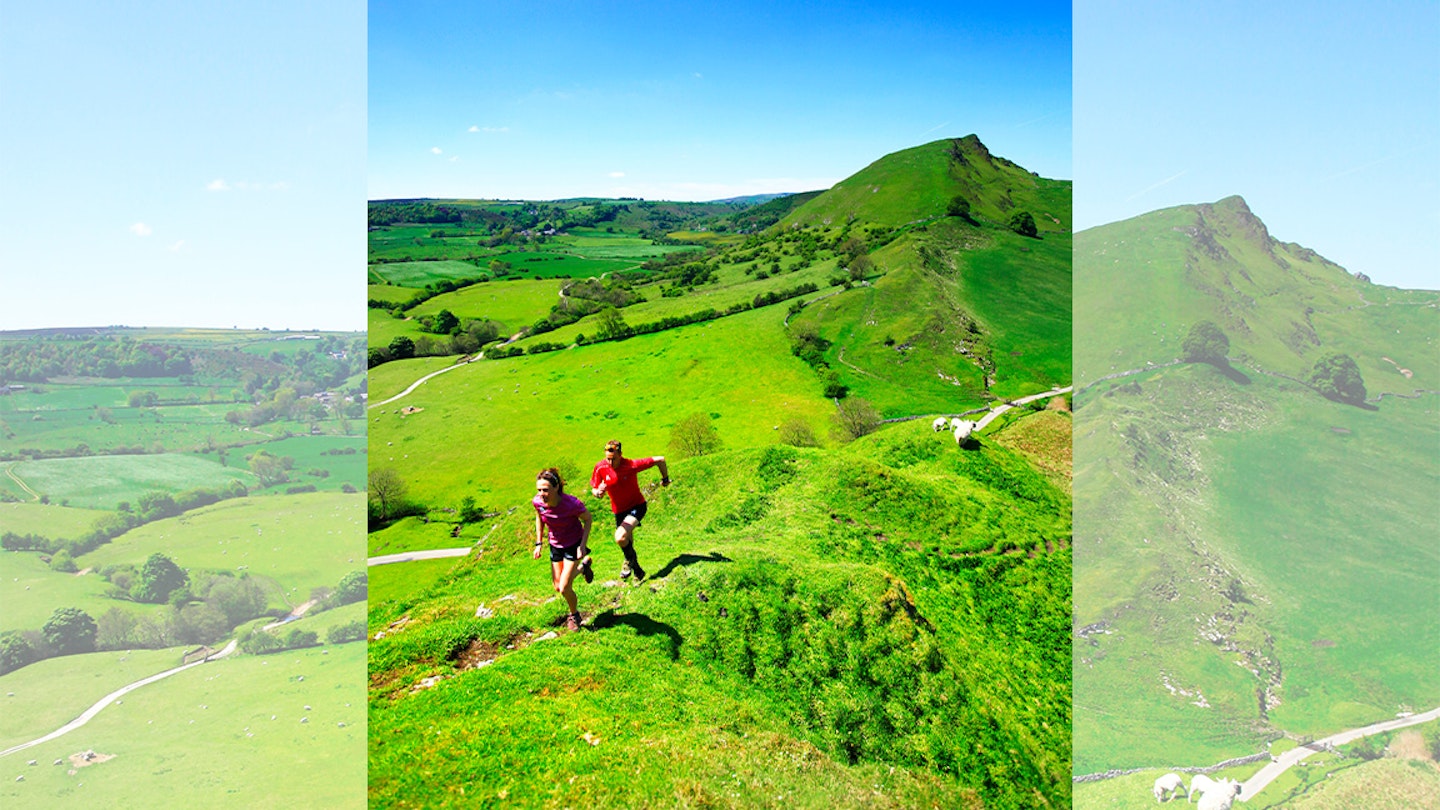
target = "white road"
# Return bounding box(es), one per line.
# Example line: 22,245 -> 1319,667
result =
1241,706 -> 1440,801
0,638 -> 239,759
367,547 -> 472,566
974,385 -> 1074,431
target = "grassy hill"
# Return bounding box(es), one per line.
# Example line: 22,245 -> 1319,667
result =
368,137 -> 1074,806
370,419 -> 1071,807
1073,199 -> 1440,778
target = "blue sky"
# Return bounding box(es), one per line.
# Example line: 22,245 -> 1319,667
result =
1076,1 -> 1439,290
0,1 -> 366,331
368,1 -> 1073,202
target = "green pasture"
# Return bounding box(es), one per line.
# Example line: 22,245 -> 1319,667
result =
367,259 -> 487,288
367,515 -> 474,557
370,425 -> 1071,807
0,551 -> 166,633
410,278 -> 564,338
368,303 -> 834,509
491,250 -> 639,279
0,502 -> 108,539
235,434 -> 366,493
0,647 -> 190,750
3,399 -> 257,458
1071,764 -> 1259,809
0,641 -> 364,808
12,453 -> 253,510
79,493 -> 366,610
367,557 -> 458,606
366,284 -> 415,305
508,257 -> 837,351
365,355 -> 456,404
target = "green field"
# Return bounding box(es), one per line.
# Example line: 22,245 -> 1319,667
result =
233,434 -> 366,493
368,303 -> 834,510
80,493 -> 365,609
0,641 -> 365,808
367,557 -> 459,605
12,454 -> 254,510
0,502 -> 108,539
0,551 -> 166,633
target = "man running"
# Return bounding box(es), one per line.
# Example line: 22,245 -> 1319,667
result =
590,439 -> 669,581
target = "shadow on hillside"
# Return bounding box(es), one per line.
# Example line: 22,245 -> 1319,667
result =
652,551 -> 733,581
589,610 -> 683,660
1213,362 -> 1251,385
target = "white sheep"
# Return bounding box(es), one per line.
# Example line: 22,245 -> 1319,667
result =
1195,779 -> 1241,810
1187,774 -> 1215,803
932,416 -> 949,432
1153,773 -> 1186,802
952,420 -> 976,444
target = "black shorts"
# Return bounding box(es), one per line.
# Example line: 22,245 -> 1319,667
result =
613,502 -> 647,527
548,543 -> 582,563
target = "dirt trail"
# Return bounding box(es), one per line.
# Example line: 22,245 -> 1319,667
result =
4,463 -> 40,501
369,360 -> 474,409
0,639 -> 239,759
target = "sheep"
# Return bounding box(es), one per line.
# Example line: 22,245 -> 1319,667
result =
1195,779 -> 1241,810
952,420 -> 976,444
1153,773 -> 1186,802
1187,774 -> 1216,803
932,416 -> 949,432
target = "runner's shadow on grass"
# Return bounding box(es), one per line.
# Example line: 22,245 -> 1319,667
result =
652,551 -> 732,581
589,610 -> 683,660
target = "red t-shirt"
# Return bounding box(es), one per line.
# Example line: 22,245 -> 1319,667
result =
590,456 -> 657,514
532,493 -> 588,547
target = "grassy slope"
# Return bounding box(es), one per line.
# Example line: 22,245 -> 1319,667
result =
370,419 -> 1071,808
1073,197 -> 1440,773
0,502 -> 108,539
368,304 -> 834,510
0,641 -> 365,808
13,454 -> 253,510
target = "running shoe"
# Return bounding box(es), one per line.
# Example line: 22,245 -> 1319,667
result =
631,561 -> 647,582
566,612 -> 581,632
580,555 -> 594,584
620,560 -> 633,579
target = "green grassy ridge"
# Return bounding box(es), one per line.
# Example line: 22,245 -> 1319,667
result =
367,303 -> 834,509
0,550 -> 167,633
364,353 -> 455,403
370,424 -> 1070,806
1074,196 -> 1439,391
782,136 -> 1071,232
367,278 -> 564,351
792,218 -> 1071,412
0,641 -> 364,808
1073,364 -> 1440,772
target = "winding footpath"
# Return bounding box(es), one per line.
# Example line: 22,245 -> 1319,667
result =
367,547 -> 472,566
1239,707 -> 1440,801
368,359 -> 476,409
0,639 -> 239,759
4,463 -> 40,502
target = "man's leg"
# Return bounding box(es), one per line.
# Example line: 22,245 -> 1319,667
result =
614,516 -> 645,581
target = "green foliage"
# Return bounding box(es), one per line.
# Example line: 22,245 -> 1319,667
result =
1308,351 -> 1367,404
333,570 -> 367,606
833,397 -> 881,441
41,607 -> 97,655
668,412 -> 723,460
48,549 -> 77,573
325,619 -> 366,644
1007,210 -> 1037,237
0,631 -> 36,674
1182,320 -> 1230,363
778,418 -> 820,448
130,552 -> 189,604
945,195 -> 971,220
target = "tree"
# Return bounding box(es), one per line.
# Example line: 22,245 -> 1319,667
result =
595,306 -> 630,341
248,450 -> 293,487
1181,320 -> 1230,364
1308,352 -> 1367,404
432,309 -> 460,335
778,419 -> 820,448
458,496 -> 484,523
49,549 -> 78,573
326,620 -> 367,644
846,254 -> 873,281
96,608 -> 139,651
1007,210 -> 1038,237
833,397 -> 882,441
334,571 -> 367,605
946,195 -> 971,220
368,468 -> 407,521
202,576 -> 267,625
0,632 -> 35,674
668,412 -> 723,459
388,336 -> 416,360
42,607 -> 98,655
131,552 -> 189,604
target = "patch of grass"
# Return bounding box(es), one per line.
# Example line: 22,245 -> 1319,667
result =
0,502 -> 110,539
13,454 -> 253,510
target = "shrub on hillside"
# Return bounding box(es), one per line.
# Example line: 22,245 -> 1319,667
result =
1007,210 -> 1038,237
0,632 -> 35,674
326,620 -> 367,644
669,413 -> 723,460
833,397 -> 881,441
778,419 -> 820,448
1182,320 -> 1230,364
42,607 -> 97,656
130,553 -> 189,604
1308,351 -> 1367,405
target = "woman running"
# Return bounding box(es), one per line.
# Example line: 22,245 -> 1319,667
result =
532,468 -> 592,631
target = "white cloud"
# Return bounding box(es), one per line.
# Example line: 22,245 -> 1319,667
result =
168,240 -> 184,252
431,146 -> 443,155
468,125 -> 479,132
608,171 -> 625,178
206,178 -> 231,192
130,222 -> 153,237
